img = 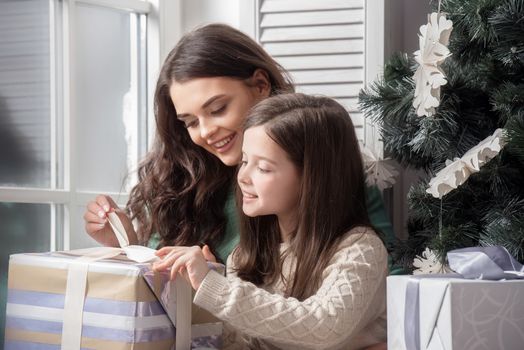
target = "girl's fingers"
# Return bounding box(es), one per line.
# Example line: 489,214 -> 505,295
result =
170,255 -> 190,281
156,246 -> 176,257
202,245 -> 217,262
154,250 -> 185,271
156,246 -> 188,257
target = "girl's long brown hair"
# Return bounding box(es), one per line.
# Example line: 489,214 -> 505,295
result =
127,24 -> 293,258
234,93 -> 372,300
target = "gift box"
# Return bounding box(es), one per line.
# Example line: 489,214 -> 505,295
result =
4,248 -> 222,350
387,274 -> 524,350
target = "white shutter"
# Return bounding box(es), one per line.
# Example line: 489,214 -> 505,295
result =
257,0 -> 366,141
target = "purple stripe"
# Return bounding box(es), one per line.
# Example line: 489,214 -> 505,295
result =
7,289 -> 165,316
82,325 -> 175,342
4,335 -> 221,350
5,341 -> 92,350
5,340 -> 59,350
6,317 -> 175,343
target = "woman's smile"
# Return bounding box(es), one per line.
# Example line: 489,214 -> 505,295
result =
211,133 -> 237,153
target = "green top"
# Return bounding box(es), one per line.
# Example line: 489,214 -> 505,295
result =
146,191 -> 239,263
148,186 -> 399,270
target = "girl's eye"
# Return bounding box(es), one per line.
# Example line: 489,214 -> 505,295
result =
240,160 -> 248,166
257,167 -> 270,173
210,105 -> 226,115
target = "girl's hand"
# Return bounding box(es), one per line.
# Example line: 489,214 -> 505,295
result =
202,244 -> 217,263
83,195 -> 138,247
153,246 -> 210,290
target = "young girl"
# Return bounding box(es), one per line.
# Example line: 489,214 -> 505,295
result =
153,93 -> 388,350
83,23 -> 394,265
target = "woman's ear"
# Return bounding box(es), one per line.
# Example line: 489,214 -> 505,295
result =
251,69 -> 271,98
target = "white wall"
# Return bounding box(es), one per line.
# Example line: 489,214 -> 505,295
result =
180,0 -> 241,33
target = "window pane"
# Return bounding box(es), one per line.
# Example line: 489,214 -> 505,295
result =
71,205 -> 101,249
0,202 -> 51,345
0,0 -> 51,188
74,5 -> 144,193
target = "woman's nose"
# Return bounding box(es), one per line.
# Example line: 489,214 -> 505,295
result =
199,118 -> 218,139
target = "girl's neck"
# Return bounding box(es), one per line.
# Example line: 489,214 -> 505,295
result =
277,212 -> 298,243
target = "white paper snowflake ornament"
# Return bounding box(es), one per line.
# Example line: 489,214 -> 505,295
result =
360,145 -> 399,190
413,12 -> 453,117
427,128 -> 507,198
461,128 -> 507,171
426,158 -> 473,199
413,247 -> 451,274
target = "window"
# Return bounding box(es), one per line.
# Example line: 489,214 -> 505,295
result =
0,0 -> 155,343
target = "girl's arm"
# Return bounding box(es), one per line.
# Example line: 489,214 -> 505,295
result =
194,230 -> 388,349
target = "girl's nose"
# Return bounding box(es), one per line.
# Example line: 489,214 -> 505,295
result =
237,165 -> 252,185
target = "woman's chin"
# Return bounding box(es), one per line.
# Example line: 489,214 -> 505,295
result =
217,153 -> 241,167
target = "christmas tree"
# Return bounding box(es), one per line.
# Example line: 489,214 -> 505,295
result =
359,0 -> 524,271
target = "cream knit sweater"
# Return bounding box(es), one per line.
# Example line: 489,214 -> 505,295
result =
193,226 -> 388,350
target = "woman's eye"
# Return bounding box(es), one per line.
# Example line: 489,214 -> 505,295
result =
185,120 -> 198,128
210,105 -> 226,115
257,167 -> 270,173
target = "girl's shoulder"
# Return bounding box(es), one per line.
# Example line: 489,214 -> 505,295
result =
334,226 -> 388,258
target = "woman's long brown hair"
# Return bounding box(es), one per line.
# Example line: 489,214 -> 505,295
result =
126,24 -> 293,259
234,93 -> 372,300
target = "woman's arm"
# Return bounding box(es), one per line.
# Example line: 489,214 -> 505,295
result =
194,231 -> 388,349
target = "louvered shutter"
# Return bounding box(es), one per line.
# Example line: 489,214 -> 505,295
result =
258,0 -> 366,141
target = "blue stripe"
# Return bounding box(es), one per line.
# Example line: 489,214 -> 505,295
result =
7,289 -> 165,316
5,341 -> 58,350
6,317 -> 175,343
5,341 -> 93,350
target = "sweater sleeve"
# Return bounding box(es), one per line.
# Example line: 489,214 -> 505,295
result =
193,229 -> 388,349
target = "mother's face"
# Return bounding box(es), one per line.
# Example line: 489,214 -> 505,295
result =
169,71 -> 270,166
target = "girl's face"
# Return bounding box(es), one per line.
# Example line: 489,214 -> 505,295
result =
170,73 -> 269,166
238,126 -> 301,232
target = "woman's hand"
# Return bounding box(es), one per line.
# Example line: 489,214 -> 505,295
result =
83,195 -> 138,247
153,246 -> 210,290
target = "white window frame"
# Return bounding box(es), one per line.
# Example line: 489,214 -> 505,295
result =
0,0 -> 172,251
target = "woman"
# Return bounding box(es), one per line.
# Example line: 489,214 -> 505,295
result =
83,23 -> 394,264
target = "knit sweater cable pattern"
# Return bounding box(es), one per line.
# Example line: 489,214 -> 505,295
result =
193,227 -> 388,350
